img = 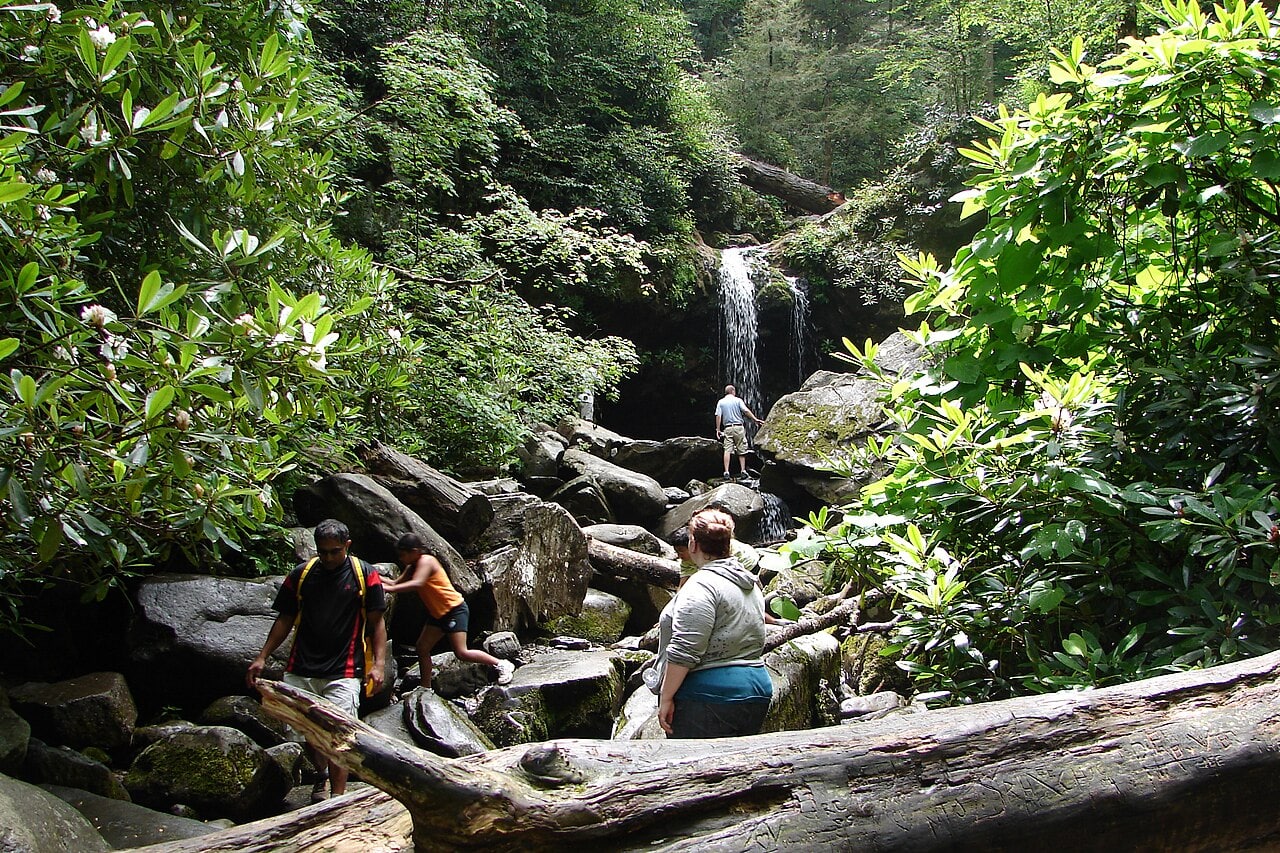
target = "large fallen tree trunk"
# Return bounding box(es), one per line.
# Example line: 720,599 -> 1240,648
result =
359,440 -> 493,543
132,651 -> 1280,852
735,155 -> 844,214
586,535 -> 681,588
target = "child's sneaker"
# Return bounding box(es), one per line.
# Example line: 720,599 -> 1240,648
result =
310,776 -> 329,803
722,471 -> 732,480
495,659 -> 515,685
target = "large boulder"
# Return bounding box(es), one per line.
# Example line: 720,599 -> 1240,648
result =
555,417 -> 629,457
129,575 -> 283,710
123,725 -> 290,821
45,784 -> 218,848
0,689 -> 30,775
610,436 -> 724,486
481,503 -> 592,635
549,476 -> 614,526
655,483 -> 766,541
0,773 -> 109,853
23,739 -> 130,801
468,492 -> 542,556
198,695 -> 289,749
292,472 -> 481,595
472,649 -> 624,747
516,427 -> 567,479
8,672 -> 137,754
402,689 -> 495,757
559,449 -> 667,524
545,589 -> 632,645
762,631 -> 842,733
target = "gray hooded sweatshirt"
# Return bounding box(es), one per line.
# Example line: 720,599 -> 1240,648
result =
659,557 -> 766,673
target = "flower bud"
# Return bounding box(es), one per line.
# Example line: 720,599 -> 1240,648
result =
174,410 -> 191,430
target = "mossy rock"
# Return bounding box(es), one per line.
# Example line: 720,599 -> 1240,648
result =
842,633 -> 910,695
545,589 -> 632,645
761,632 -> 841,733
472,650 -> 624,748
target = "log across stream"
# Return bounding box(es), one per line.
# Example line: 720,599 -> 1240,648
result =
128,649 -> 1280,852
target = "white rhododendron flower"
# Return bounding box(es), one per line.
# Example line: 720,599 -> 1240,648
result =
88,25 -> 116,50
81,304 -> 116,328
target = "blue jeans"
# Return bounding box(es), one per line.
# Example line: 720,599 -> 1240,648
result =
669,698 -> 769,738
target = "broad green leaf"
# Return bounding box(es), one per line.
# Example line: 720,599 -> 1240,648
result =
0,182 -> 33,204
144,386 -> 176,420
0,339 -> 17,361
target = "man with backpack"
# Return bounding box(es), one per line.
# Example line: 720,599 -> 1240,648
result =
246,518 -> 388,802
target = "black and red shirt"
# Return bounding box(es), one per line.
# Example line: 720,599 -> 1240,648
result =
273,557 -> 386,679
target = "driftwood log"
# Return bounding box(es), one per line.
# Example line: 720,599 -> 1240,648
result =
131,651 -> 1280,852
586,536 -> 681,588
735,155 -> 843,214
359,440 -> 493,543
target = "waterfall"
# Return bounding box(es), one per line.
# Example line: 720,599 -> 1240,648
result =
755,493 -> 792,544
787,274 -> 811,387
718,247 -> 763,419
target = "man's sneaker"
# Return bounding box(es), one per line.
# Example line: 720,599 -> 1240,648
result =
495,659 -> 515,685
310,778 -> 329,803
722,472 -> 732,480
738,471 -> 751,482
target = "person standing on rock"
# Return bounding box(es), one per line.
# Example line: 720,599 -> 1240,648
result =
383,533 -> 515,689
246,518 -> 388,802
715,384 -> 764,481
657,509 -> 772,738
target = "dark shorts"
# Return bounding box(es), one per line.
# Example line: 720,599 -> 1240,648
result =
669,697 -> 769,738
424,601 -> 469,634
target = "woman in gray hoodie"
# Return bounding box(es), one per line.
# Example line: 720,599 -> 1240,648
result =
657,509 -> 773,737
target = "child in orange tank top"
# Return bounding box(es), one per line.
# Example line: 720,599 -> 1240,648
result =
383,533 -> 515,687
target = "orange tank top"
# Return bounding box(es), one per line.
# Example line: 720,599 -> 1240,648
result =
417,559 -> 463,618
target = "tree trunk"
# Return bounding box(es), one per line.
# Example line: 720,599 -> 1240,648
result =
735,155 -> 844,214
359,440 -> 493,544
132,651 -> 1280,852
586,536 -> 681,589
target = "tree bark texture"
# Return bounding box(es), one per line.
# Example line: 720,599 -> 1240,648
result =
134,651 -> 1280,853
359,440 -> 493,543
735,155 -> 844,214
586,536 -> 681,589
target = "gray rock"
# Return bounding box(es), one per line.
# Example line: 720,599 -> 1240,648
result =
129,575 -> 284,709
468,477 -> 524,496
664,486 -> 692,505
403,689 -> 495,757
198,695 -> 288,748
612,686 -> 665,740
23,738 -> 130,801
840,692 -> 905,719
426,652 -> 494,699
470,492 -> 543,556
290,527 -> 317,562
582,524 -> 674,559
482,503 -> 592,635
292,472 -> 480,594
131,721 -> 197,752
483,632 -> 522,661
655,483 -> 766,541
123,725 -> 290,822
555,417 -> 628,457
363,702 -> 418,747
0,773 -> 109,853
9,672 -> 137,754
44,784 -> 217,848
473,649 -> 624,747
762,632 -> 842,733
264,741 -> 304,786
610,436 -> 724,486
0,689 -> 30,775
545,589 -> 631,645
516,429 -> 567,479
560,449 -> 667,523
549,475 -> 614,525
764,559 -> 828,608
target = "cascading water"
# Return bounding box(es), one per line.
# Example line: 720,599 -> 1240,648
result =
755,493 -> 792,543
786,274 -> 811,387
718,247 -> 763,422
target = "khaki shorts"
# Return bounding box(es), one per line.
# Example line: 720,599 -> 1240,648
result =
282,672 -> 361,719
721,423 -> 748,454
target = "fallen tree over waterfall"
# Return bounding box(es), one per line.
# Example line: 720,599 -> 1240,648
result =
735,155 -> 844,214
132,650 -> 1280,852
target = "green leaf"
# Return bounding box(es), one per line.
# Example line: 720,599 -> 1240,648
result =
0,182 -> 33,204
0,339 -> 18,361
1062,633 -> 1089,657
8,479 -> 30,523
144,386 -> 176,420
17,374 -> 36,406
769,597 -> 802,621
37,517 -> 64,562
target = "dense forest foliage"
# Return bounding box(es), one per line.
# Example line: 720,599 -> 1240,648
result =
3,0 -> 1279,708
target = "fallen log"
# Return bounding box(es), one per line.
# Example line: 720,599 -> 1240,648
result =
735,154 -> 844,214
586,536 -> 681,589
130,651 -> 1280,852
359,440 -> 493,543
